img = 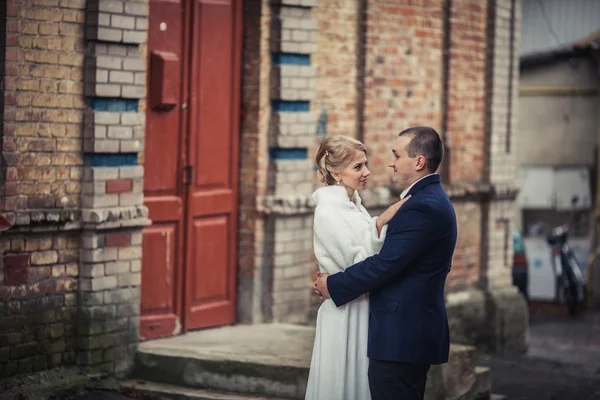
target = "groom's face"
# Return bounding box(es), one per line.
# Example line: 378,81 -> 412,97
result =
389,135 -> 417,188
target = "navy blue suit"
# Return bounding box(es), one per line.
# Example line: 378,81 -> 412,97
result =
327,174 -> 457,399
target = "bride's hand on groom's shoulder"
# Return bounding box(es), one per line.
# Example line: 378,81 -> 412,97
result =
377,195 -> 411,231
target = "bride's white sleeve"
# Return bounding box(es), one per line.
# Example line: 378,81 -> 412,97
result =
314,208 -> 387,269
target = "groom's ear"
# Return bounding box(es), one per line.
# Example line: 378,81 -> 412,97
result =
415,155 -> 426,171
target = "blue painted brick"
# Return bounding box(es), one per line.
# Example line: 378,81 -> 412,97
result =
272,53 -> 311,66
88,98 -> 139,112
83,153 -> 138,167
269,148 -> 308,160
272,100 -> 310,112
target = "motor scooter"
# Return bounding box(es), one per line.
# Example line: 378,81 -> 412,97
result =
546,195 -> 587,316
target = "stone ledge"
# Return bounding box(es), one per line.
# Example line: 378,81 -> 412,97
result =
0,210 -> 81,233
81,205 -> 150,226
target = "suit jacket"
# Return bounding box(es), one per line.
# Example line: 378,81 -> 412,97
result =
327,174 -> 457,365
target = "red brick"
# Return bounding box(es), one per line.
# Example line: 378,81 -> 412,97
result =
106,178 -> 133,194
3,253 -> 30,286
105,232 -> 132,248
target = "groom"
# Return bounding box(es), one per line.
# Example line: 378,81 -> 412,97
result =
313,126 -> 457,400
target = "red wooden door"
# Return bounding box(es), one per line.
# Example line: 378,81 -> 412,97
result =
141,0 -> 187,340
141,0 -> 241,339
184,0 -> 241,330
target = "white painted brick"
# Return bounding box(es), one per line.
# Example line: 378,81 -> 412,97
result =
120,139 -> 143,152
97,27 -> 123,43
125,2 -> 149,16
95,84 -> 121,97
98,0 -> 124,13
121,85 -> 145,98
82,194 -> 119,208
111,15 -> 136,30
109,70 -> 134,84
94,111 -> 120,125
292,30 -> 309,42
122,58 -> 146,72
131,232 -> 142,245
119,193 -> 143,206
80,264 -> 105,278
130,260 -> 141,273
81,248 -> 118,263
90,167 -> 119,181
108,126 -> 133,140
97,12 -> 111,27
123,30 -> 146,44
136,17 -> 148,31
107,44 -> 128,56
105,261 -> 130,276
118,272 -> 142,287
119,166 -> 144,179
118,246 -> 142,260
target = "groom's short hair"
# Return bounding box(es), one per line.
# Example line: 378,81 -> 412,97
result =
399,126 -> 444,173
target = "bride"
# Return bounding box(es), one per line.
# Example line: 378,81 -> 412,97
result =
305,135 -> 409,400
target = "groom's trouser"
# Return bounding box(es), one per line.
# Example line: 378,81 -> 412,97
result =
368,359 -> 430,400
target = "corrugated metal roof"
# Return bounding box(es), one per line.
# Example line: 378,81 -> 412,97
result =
520,0 -> 600,57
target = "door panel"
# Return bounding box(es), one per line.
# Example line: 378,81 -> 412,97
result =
194,1 -> 233,187
191,217 -> 229,301
140,225 -> 179,338
185,0 -> 240,330
141,0 -> 186,340
142,0 -> 241,336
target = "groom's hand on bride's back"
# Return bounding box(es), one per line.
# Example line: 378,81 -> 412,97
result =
312,272 -> 331,300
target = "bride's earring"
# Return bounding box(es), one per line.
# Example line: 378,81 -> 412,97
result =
336,180 -> 341,185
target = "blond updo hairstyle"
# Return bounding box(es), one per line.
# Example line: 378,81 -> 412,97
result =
316,135 -> 367,186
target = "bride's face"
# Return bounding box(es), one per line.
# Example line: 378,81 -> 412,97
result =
334,150 -> 370,193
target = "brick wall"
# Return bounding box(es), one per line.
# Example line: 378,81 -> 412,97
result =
362,1 -> 445,187
2,0 -> 85,214
1,0 -> 85,378
445,0 -> 487,184
0,232 -> 78,376
483,0 -> 520,289
313,0 -> 360,138
237,0 -> 272,323
0,0 -> 148,378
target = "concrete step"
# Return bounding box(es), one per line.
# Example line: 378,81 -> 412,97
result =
132,324 -> 487,400
472,366 -> 492,400
121,380 -> 285,400
441,344 -> 478,400
133,324 -> 312,399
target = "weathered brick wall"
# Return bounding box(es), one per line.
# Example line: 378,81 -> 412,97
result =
313,0 -> 360,139
0,0 -> 148,378
1,0 -> 85,378
2,0 -> 85,214
1,232 -> 78,376
445,0 -> 487,184
484,0 -> 521,289
237,0 -> 272,324
362,1 -> 445,187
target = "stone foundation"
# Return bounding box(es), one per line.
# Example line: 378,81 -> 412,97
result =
447,286 -> 529,354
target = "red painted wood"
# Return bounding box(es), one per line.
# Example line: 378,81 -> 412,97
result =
142,0 -> 241,338
141,0 -> 186,341
184,0 -> 241,330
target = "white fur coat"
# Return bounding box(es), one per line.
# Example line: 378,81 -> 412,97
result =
306,185 -> 388,400
312,185 -> 388,274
